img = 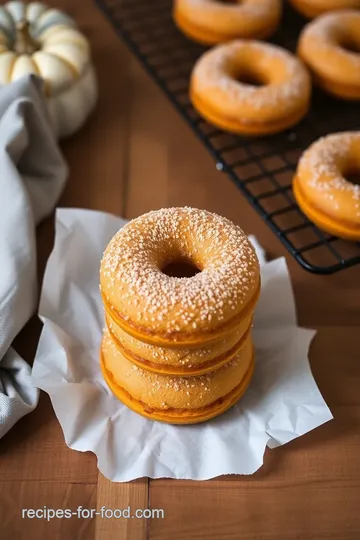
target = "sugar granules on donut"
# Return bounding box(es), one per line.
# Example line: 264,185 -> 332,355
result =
179,0 -> 276,19
107,318 -> 228,365
182,0 -> 273,14
301,11 -> 360,68
101,207 -> 258,333
103,330 -> 244,407
300,133 -> 360,205
191,41 -> 308,112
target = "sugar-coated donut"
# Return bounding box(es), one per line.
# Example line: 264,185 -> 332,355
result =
289,0 -> 360,19
298,11 -> 360,100
173,0 -> 282,45
101,330 -> 254,424
106,312 -> 253,375
100,207 -> 260,347
293,132 -> 360,240
190,40 -> 311,136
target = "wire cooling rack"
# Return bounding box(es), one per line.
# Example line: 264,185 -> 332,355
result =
96,0 -> 360,274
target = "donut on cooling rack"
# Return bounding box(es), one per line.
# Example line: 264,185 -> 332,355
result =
190,40 -> 311,136
293,132 -> 360,241
298,11 -> 360,100
289,0 -> 360,19
100,207 -> 260,348
173,0 -> 282,45
101,328 -> 254,424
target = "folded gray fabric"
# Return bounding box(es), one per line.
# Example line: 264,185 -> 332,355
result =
0,75 -> 68,438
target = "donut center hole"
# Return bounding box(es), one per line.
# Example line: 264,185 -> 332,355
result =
344,171 -> 360,186
339,37 -> 360,54
218,0 -> 239,3
236,69 -> 266,87
162,259 -> 201,278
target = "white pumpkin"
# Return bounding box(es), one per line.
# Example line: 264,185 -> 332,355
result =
0,1 -> 97,138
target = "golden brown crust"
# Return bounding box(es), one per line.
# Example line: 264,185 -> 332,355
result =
190,41 -> 311,137
101,355 -> 254,424
191,91 -> 309,136
298,11 -> 360,100
293,132 -> 360,241
102,281 -> 260,347
106,312 -> 253,375
101,331 -> 254,424
101,331 -> 253,410
289,0 -> 360,18
100,208 -> 261,424
173,0 -> 282,45
100,208 -> 260,346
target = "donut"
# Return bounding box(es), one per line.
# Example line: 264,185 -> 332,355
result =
173,0 -> 282,45
289,0 -> 360,19
100,330 -> 254,424
190,41 -> 311,136
100,207 -> 261,424
106,312 -> 253,375
100,207 -> 260,348
298,11 -> 360,100
293,132 -> 360,240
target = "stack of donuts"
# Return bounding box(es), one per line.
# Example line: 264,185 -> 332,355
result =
100,207 -> 261,424
171,1 -> 360,240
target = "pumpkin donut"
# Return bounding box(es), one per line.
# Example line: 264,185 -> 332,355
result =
101,330 -> 254,424
298,11 -> 360,100
173,0 -> 282,45
100,207 -> 260,348
293,132 -> 360,241
190,40 -> 311,136
289,0 -> 360,19
105,312 -> 253,376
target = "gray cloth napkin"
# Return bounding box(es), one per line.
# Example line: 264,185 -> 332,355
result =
0,75 -> 68,438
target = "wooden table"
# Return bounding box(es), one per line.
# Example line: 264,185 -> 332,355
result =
1,2 -> 360,539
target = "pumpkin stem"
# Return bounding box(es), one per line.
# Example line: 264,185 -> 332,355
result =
14,20 -> 38,55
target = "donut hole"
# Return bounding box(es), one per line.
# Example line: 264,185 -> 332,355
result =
339,37 -> 360,54
235,69 -> 267,87
344,170 -> 360,186
162,259 -> 201,278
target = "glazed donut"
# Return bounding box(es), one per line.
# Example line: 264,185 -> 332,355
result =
173,0 -> 282,45
289,0 -> 360,19
190,40 -> 311,136
298,11 -> 360,100
100,207 -> 260,347
101,329 -> 254,424
293,132 -> 360,240
105,312 -> 253,375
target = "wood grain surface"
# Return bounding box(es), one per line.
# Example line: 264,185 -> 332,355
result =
0,1 -> 359,539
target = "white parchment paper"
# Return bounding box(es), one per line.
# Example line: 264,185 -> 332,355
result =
32,208 -> 332,481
